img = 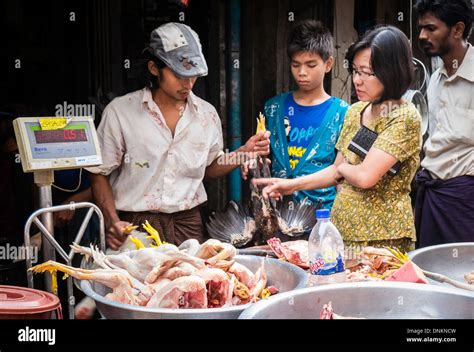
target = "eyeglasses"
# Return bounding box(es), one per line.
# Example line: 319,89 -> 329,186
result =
351,68 -> 376,80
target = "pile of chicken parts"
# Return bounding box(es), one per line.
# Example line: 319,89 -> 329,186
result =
266,238 -> 413,282
30,238 -> 278,309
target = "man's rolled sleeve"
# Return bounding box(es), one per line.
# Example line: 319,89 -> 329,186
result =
86,105 -> 125,175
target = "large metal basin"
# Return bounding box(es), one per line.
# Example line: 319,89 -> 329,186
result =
409,242 -> 474,289
239,282 -> 474,319
80,255 -> 308,319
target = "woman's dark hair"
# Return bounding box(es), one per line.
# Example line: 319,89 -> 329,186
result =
345,26 -> 414,104
141,49 -> 167,89
287,20 -> 334,61
415,0 -> 473,39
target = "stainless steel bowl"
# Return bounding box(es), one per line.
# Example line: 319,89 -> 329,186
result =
239,281 -> 474,319
80,255 -> 308,319
409,242 -> 474,290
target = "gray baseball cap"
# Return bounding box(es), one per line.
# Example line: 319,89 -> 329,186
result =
147,22 -> 208,78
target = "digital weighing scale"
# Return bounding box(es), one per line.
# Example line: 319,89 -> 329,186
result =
13,116 -> 102,173
13,117 -> 105,314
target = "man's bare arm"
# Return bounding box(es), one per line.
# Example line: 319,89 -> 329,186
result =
204,131 -> 270,180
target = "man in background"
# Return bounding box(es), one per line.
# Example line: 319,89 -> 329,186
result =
415,0 -> 474,246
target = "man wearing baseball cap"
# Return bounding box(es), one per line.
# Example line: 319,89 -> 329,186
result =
87,22 -> 270,249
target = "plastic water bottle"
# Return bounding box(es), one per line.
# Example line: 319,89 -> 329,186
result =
308,209 -> 346,286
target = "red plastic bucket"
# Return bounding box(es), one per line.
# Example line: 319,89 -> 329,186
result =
0,285 -> 62,319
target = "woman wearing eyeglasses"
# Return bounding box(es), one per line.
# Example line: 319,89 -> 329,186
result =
254,26 -> 422,252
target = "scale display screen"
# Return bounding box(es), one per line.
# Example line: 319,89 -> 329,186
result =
34,129 -> 88,144
25,122 -> 98,160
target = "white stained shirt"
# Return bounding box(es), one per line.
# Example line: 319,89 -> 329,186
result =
86,87 -> 224,213
422,44 -> 474,180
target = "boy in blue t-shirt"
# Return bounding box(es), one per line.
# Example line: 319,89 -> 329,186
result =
284,94 -> 338,171
256,20 -> 348,210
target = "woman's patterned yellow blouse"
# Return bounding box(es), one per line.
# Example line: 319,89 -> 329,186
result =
331,101 -> 422,242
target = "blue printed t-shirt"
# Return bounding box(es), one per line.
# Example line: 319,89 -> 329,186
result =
284,94 -> 335,169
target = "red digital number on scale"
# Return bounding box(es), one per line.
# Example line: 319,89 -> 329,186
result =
34,129 -> 88,144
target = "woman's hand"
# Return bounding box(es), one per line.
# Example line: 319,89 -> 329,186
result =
252,177 -> 297,199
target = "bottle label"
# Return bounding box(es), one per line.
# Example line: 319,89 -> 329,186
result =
309,257 -> 325,273
309,254 -> 344,276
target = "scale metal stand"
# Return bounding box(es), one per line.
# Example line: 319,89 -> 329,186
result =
22,165 -> 106,320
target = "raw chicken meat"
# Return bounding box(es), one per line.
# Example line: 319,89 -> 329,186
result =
195,268 -> 231,307
146,276 -> 208,309
178,239 -> 201,257
159,262 -> 198,281
249,259 -> 267,300
320,301 -> 335,319
195,239 -> 237,266
75,296 -> 96,320
267,237 -> 309,269
144,251 -> 206,284
72,243 -> 205,284
230,274 -> 251,303
33,237 -> 279,310
227,262 -> 256,289
147,277 -> 171,292
30,261 -> 152,306
319,301 -> 366,319
464,271 -> 474,285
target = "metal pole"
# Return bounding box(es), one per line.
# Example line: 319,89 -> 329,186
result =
226,0 -> 242,202
35,171 -> 56,293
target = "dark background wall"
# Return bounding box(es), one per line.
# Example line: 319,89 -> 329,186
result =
1,0 -> 472,215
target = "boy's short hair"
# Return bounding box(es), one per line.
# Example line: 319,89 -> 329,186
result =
345,25 -> 414,104
287,20 -> 334,61
415,0 -> 473,39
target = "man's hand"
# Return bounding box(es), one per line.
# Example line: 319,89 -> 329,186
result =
53,207 -> 75,228
243,131 -> 271,157
53,188 -> 93,228
205,131 -> 271,180
106,220 -> 132,250
241,158 -> 271,181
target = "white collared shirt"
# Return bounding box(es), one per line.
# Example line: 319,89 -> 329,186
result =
86,87 -> 224,213
422,44 -> 474,180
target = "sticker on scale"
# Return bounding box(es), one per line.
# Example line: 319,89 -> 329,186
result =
39,117 -> 71,130
75,155 -> 101,166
